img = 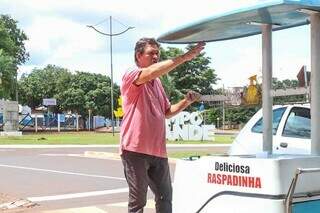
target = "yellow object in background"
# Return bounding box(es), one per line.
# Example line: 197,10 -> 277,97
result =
114,97 -> 124,118
245,75 -> 261,105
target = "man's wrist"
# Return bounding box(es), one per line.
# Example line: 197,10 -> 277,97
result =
184,98 -> 192,105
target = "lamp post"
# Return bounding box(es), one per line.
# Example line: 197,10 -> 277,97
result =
88,16 -> 134,136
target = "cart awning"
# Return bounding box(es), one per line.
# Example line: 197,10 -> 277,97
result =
158,0 -> 320,44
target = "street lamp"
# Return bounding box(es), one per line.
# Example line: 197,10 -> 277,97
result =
88,16 -> 134,136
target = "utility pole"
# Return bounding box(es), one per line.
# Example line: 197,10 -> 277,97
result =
109,17 -> 114,136
88,16 -> 134,136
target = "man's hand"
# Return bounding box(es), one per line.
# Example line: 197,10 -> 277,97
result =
182,42 -> 206,62
165,90 -> 201,118
185,91 -> 201,104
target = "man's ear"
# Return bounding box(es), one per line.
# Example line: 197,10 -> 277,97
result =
137,51 -> 142,58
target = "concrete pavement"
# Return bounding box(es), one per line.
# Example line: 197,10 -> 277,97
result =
0,144 -> 230,212
42,199 -> 156,213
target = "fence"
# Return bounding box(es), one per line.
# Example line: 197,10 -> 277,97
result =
0,113 -> 113,132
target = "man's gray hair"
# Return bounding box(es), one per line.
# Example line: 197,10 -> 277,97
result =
134,37 -> 160,65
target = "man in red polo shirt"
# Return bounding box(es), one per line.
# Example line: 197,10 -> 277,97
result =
120,37 -> 205,213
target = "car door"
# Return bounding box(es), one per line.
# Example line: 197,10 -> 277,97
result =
274,106 -> 311,154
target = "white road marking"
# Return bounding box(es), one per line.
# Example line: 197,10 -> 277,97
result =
27,188 -> 129,202
0,164 -> 126,181
40,154 -> 81,157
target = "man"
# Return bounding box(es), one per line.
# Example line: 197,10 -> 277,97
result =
120,37 -> 205,213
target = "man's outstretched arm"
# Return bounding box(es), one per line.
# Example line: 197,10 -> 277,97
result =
135,43 -> 205,85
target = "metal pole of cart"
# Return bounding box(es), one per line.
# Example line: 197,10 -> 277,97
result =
310,12 -> 320,155
261,24 -> 273,154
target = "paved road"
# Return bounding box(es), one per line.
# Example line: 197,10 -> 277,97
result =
0,145 -> 229,212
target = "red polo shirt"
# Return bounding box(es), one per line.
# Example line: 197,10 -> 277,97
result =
120,67 -> 170,158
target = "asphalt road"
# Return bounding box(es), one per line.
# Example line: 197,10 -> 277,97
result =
0,145 -> 229,212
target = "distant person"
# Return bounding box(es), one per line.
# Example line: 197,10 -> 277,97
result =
120,37 -> 205,213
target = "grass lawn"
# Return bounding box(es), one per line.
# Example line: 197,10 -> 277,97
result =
168,151 -> 222,159
0,132 -> 120,145
0,132 -> 235,145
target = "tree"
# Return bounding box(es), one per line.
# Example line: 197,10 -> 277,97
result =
0,50 -> 15,99
63,71 -> 120,117
160,73 -> 183,103
225,106 -> 259,125
18,65 -> 120,118
19,65 -> 72,109
57,88 -> 86,114
205,105 -> 259,127
159,46 -> 218,104
0,15 -> 29,65
0,15 -> 29,100
272,77 -> 305,104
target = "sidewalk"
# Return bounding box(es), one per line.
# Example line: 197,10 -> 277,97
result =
1,196 -> 156,213
42,199 -> 155,213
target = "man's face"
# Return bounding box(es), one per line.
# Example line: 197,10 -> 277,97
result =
136,44 -> 159,68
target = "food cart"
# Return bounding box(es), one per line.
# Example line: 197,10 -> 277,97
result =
158,1 -> 320,212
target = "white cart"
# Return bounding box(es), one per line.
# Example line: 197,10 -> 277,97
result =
158,1 -> 320,212
173,155 -> 320,213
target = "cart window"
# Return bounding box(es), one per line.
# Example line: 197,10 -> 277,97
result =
282,107 -> 310,139
251,107 -> 286,134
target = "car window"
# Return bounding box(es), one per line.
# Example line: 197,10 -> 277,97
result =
251,107 -> 287,134
282,107 -> 310,139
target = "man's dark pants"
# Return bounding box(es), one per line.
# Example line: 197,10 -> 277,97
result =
121,150 -> 172,213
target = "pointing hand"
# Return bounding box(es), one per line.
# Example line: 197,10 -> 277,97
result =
182,42 -> 206,62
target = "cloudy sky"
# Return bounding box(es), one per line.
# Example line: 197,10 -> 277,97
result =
0,0 -> 311,89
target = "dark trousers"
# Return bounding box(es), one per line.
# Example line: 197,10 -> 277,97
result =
121,150 -> 172,213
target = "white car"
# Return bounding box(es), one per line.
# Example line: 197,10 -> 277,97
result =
229,104 -> 311,155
